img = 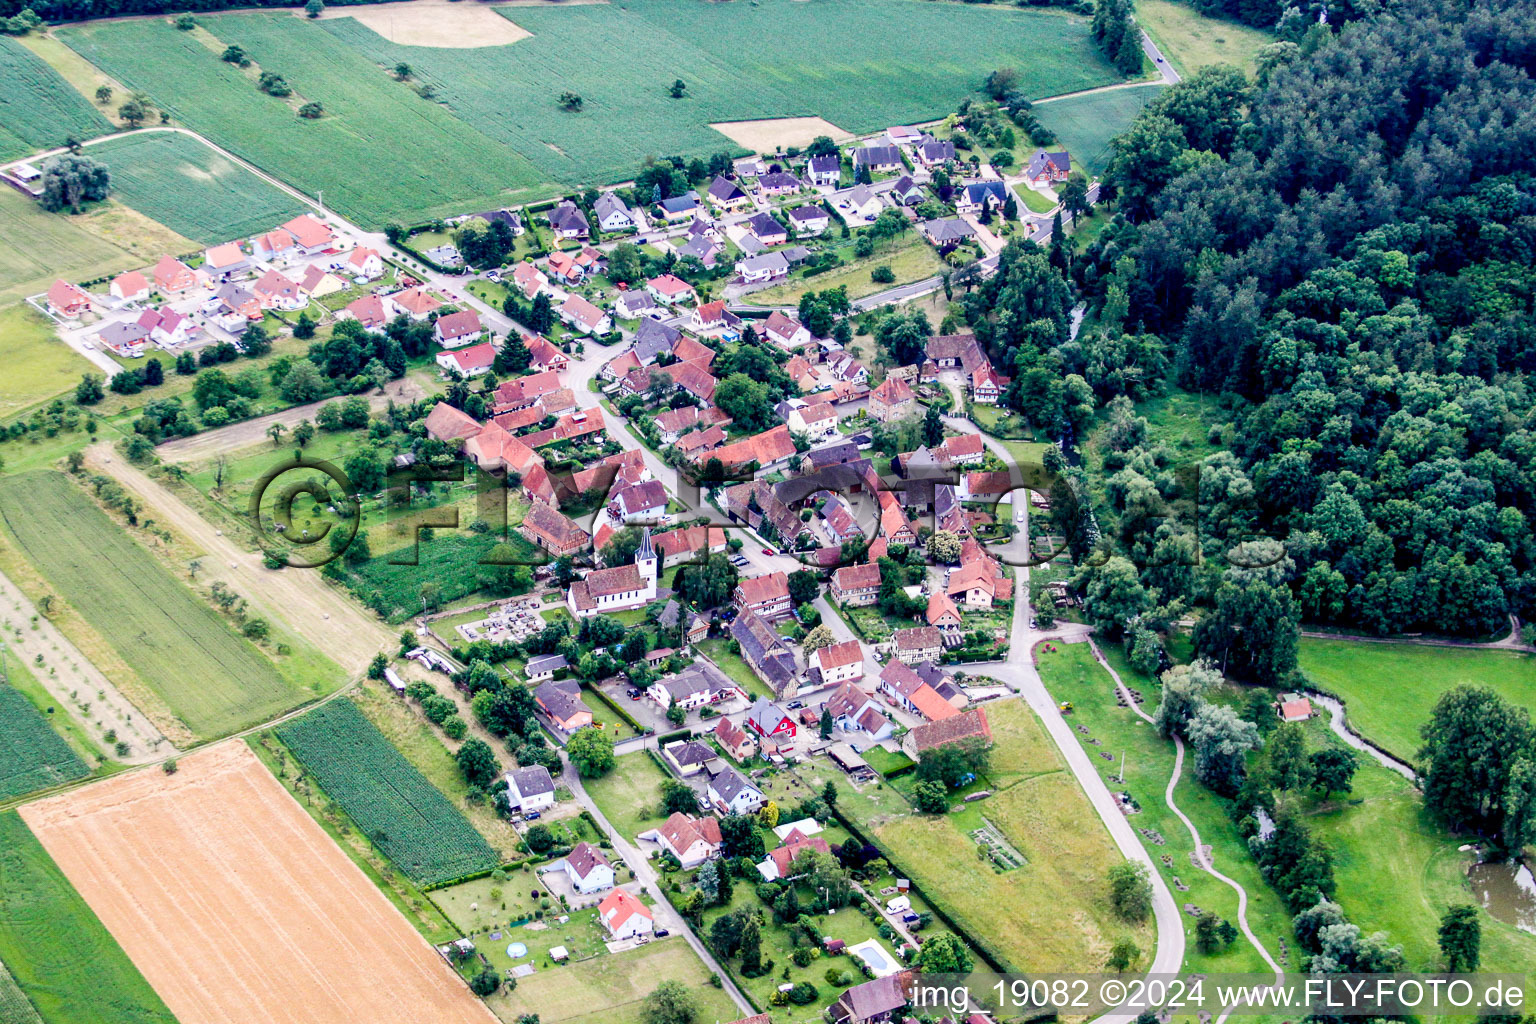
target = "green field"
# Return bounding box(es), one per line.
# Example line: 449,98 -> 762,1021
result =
1297,638 -> 1536,765
1135,0 -> 1272,76
0,684 -> 88,802
0,960 -> 44,1024
58,14 -> 551,226
0,36 -> 112,161
0,305 -> 95,421
59,0 -> 1123,223
0,811 -> 177,1024
864,697 -> 1153,972
582,749 -> 672,842
0,188 -> 142,306
85,131 -> 306,244
0,471 -> 315,740
1035,83 -> 1166,175
276,698 -> 499,884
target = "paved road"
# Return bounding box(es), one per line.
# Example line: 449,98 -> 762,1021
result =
563,769 -> 754,1017
1141,28 -> 1182,84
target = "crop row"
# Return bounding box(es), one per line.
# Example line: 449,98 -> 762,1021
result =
0,686 -> 88,802
276,699 -> 497,884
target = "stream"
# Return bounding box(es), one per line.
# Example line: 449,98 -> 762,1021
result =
1305,691 -> 1418,783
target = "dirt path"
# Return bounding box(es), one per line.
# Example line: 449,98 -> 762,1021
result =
1300,614 -> 1534,653
1088,639 -> 1284,997
84,444 -> 395,675
0,568 -> 173,764
156,378 -> 425,464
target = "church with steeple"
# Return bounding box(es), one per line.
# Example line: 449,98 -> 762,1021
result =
565,527 -> 659,618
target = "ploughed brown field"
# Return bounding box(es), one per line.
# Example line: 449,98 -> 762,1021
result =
18,741 -> 496,1024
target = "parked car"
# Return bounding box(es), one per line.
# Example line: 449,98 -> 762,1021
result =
761,547 -> 776,556
655,928 -> 670,937
786,700 -> 805,710
525,811 -> 542,821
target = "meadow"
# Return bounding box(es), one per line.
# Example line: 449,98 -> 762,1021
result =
1135,0 -> 1273,76
1035,83 -> 1166,175
1297,638 -> 1536,764
86,131 -> 306,244
58,0 -> 1124,223
0,305 -> 94,421
0,37 -> 112,162
0,684 -> 88,802
276,698 -> 499,884
0,471 -> 312,740
58,14 -> 552,226
582,749 -> 673,842
0,811 -> 176,1024
0,188 -> 144,306
866,697 -> 1154,973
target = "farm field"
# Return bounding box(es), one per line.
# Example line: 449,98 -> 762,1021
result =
0,304 -> 95,421
57,14 -> 553,226
0,188 -> 144,306
486,937 -> 741,1024
59,0 -> 1123,222
582,749 -> 672,843
276,698 -> 499,884
0,36 -> 112,161
0,471 -> 317,740
1035,83 -> 1166,175
0,811 -> 176,1024
18,741 -> 499,1024
1297,638 -> 1536,764
0,961 -> 44,1024
867,697 -> 1153,972
86,131 -> 306,244
0,684 -> 89,802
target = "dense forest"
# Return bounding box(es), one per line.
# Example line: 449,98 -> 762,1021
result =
1054,0 -> 1536,658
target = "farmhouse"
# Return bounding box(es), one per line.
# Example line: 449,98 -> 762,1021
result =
504,764 -> 557,814
612,479 -> 667,521
598,889 -> 654,939
520,499 -> 591,557
971,362 -> 1009,404
562,842 -> 614,894
731,609 -> 800,698
435,341 -> 496,378
893,626 -> 943,665
927,591 -> 963,629
832,561 -> 882,606
734,571 -> 791,619
425,401 -> 482,443
879,660 -> 960,721
832,972 -> 914,1024
904,706 -> 992,759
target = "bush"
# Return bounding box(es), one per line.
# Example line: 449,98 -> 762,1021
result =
442,715 -> 468,740
870,265 -> 895,283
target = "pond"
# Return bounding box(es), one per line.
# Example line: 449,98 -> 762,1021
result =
1467,860 -> 1536,935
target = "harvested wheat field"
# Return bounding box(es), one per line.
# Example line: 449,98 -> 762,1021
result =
711,116 -> 853,152
18,742 -> 496,1024
317,0 -> 531,47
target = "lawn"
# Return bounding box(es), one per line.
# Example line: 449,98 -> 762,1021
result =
1034,83 -> 1166,175
0,471 -> 327,740
486,936 -> 742,1024
0,811 -> 177,1024
0,36 -> 112,161
697,636 -> 775,701
0,305 -> 95,422
868,696 -> 1154,972
85,131 -> 307,245
57,14 -> 553,226
275,698 -> 499,884
0,683 -> 88,803
582,749 -> 672,842
1297,639 -> 1536,765
752,234 -> 944,306
1017,187 -> 1057,214
1135,0 -> 1273,76
1038,641 -> 1294,974
59,0 -> 1123,221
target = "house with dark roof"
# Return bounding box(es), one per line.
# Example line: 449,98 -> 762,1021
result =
735,251 -> 790,284
658,190 -> 700,220
535,678 -> 593,731
526,653 -> 569,682
708,765 -> 766,815
663,739 -> 720,777
805,153 -> 842,186
562,841 -> 614,894
914,137 -> 956,167
890,175 -> 926,206
921,217 -> 976,247
758,170 -> 801,196
731,609 -> 801,698
957,180 -> 1010,215
505,764 -> 556,813
706,175 -> 749,210
927,333 -> 988,373
1024,149 -> 1072,185
547,201 -> 590,239
852,144 -> 903,174
831,972 -> 914,1024
593,192 -> 636,232
746,212 -> 787,245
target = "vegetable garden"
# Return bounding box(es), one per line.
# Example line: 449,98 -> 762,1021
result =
0,685 -> 88,802
275,699 -> 497,884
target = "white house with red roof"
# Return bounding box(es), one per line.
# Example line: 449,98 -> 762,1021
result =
559,294 -> 611,336
512,261 -> 549,300
597,889 -> 654,939
562,842 -> 615,895
763,310 -> 811,350
346,246 -> 383,280
137,307 -> 195,348
282,213 -> 337,254
971,362 -> 1009,404
813,640 -> 865,685
153,255 -> 200,294
639,812 -> 723,868
527,335 -> 568,372
390,287 -> 442,320
756,833 -> 831,881
253,269 -> 305,311
435,341 -> 496,378
109,271 -> 149,304
433,309 -> 484,348
646,273 -> 697,307
251,228 -> 296,261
